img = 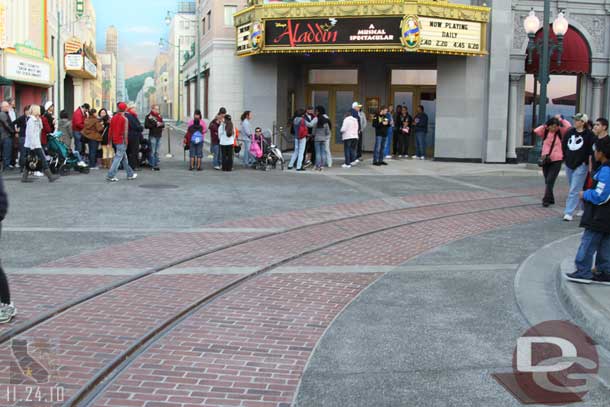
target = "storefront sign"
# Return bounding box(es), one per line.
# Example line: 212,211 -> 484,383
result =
416,16 -> 482,54
3,53 -> 52,85
264,17 -> 402,49
84,57 -> 97,77
65,54 -> 83,70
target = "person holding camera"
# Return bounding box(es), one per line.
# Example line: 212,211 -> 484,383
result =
372,106 -> 390,166
534,115 -> 571,207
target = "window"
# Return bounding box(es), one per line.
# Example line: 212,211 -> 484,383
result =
207,11 -> 211,30
202,17 -> 206,35
308,69 -> 358,85
391,70 -> 437,86
224,6 -> 237,26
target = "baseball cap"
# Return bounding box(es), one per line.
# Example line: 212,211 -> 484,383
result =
117,102 -> 127,112
573,113 -> 588,122
352,102 -> 362,109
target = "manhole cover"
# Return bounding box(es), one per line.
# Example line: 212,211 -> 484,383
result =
138,183 -> 179,190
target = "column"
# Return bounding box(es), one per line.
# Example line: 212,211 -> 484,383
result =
507,74 -> 523,162
591,77 -> 605,120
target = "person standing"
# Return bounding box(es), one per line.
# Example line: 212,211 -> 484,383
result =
72,103 -> 89,155
13,105 -> 30,171
312,106 -> 331,172
564,136 -> 610,285
42,101 -> 56,147
414,105 -> 429,160
350,102 -> 363,163
372,107 -> 390,166
144,104 -> 165,171
0,101 -> 15,171
7,99 -> 17,167
106,102 -> 137,182
562,113 -> 594,221
22,105 -> 59,183
303,107 -> 316,168
384,105 -> 395,159
340,111 -> 359,168
98,109 -> 112,169
534,116 -> 571,207
208,108 -> 225,171
288,109 -> 308,171
219,114 -> 235,172
0,173 -> 16,323
240,111 -> 255,168
397,107 -> 413,158
83,109 -> 104,169
187,110 -> 206,171
125,104 -> 144,170
592,118 -> 609,173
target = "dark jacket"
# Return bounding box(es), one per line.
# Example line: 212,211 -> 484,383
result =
209,119 -> 220,145
13,115 -> 28,139
0,111 -> 14,139
126,113 -> 144,143
580,162 -> 610,234
414,112 -> 428,133
144,113 -> 165,138
372,114 -> 390,137
0,174 -> 7,223
562,127 -> 594,170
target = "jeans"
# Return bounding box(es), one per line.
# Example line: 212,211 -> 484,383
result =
289,137 -> 307,169
127,135 -> 139,169
574,229 -> 610,276
397,131 -> 409,156
211,144 -> 221,168
220,144 -> 233,171
384,128 -> 393,157
242,136 -> 253,167
325,139 -> 332,167
107,144 -> 134,178
149,136 -> 161,168
374,136 -> 386,163
565,163 -> 588,216
73,131 -> 83,155
542,161 -> 562,204
314,141 -> 327,168
415,131 -> 427,158
88,139 -> 99,167
2,137 -> 12,168
343,139 -> 357,166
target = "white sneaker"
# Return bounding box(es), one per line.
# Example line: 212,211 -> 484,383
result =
341,164 -> 351,168
563,214 -> 574,222
576,210 -> 584,217
353,159 -> 360,164
385,155 -> 392,160
34,171 -> 44,177
77,161 -> 87,167
0,302 -> 17,324
420,157 -> 425,160
106,176 -> 119,182
127,173 -> 138,180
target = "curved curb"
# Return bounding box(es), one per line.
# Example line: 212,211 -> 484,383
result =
514,233 -> 610,388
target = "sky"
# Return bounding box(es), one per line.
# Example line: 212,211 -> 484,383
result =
92,0 -> 170,78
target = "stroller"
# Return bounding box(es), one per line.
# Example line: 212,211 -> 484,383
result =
251,129 -> 285,171
47,131 -> 89,175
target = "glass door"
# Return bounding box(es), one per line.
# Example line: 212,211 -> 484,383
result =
334,90 -> 355,146
307,86 -> 357,152
391,86 -> 436,158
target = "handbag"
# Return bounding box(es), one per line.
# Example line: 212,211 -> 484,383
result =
538,132 -> 558,167
234,144 -> 241,154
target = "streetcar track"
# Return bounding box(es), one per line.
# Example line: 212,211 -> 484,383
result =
0,193 -> 534,347
63,200 -> 541,407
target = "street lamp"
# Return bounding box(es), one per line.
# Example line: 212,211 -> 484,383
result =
524,6 -> 569,163
165,8 -> 201,117
159,37 -> 182,125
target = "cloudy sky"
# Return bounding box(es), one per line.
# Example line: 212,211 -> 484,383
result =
92,0 -> 170,78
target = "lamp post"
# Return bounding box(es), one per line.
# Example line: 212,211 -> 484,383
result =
165,7 -> 200,115
524,7 -> 569,162
159,37 -> 182,125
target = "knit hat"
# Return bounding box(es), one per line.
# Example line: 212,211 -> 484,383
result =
117,102 -> 127,112
44,101 -> 54,111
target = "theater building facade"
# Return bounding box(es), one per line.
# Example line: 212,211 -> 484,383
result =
234,0 -> 610,163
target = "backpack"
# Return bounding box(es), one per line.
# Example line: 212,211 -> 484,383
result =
297,117 -> 308,139
191,131 -> 203,145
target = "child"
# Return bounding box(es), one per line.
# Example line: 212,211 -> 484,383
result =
187,110 -> 205,171
565,136 -> 610,285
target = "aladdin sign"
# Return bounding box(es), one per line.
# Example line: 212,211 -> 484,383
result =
265,17 -> 402,49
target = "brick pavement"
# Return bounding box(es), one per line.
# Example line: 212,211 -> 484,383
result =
91,273 -> 381,407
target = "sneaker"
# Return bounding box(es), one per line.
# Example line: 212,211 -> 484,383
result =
565,271 -> 593,284
353,159 -> 360,164
592,273 -> 610,286
563,214 -> 574,222
380,161 -> 388,166
385,155 -> 393,160
304,161 -> 313,169
0,302 -> 17,324
576,210 -> 584,217
106,177 -> 119,182
214,166 -> 221,171
420,156 -> 425,160
127,173 -> 138,180
153,167 -> 161,172
34,171 -> 44,177
341,164 -> 351,168
77,161 -> 87,167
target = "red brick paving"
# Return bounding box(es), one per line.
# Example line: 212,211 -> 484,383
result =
91,273 -> 381,407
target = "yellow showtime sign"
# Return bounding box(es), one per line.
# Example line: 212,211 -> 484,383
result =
418,16 -> 482,54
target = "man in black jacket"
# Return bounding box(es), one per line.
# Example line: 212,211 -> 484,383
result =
144,105 -> 165,171
0,174 -> 16,323
126,105 -> 144,170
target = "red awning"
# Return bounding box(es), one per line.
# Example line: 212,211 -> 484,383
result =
526,26 -> 590,75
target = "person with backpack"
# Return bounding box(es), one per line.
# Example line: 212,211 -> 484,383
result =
534,116 -> 571,207
288,109 -> 309,171
565,136 -> 610,285
187,110 -> 206,171
219,115 -> 235,172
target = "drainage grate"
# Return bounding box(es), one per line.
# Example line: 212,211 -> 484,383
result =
138,183 -> 179,190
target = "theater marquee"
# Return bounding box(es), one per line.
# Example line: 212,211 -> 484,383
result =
235,0 -> 489,57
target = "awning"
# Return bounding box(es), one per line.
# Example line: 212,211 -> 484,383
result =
552,93 -> 577,106
526,26 -> 590,75
0,76 -> 13,86
524,90 -> 548,105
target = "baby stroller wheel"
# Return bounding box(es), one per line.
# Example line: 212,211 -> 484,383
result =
59,164 -> 69,176
78,166 -> 90,174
